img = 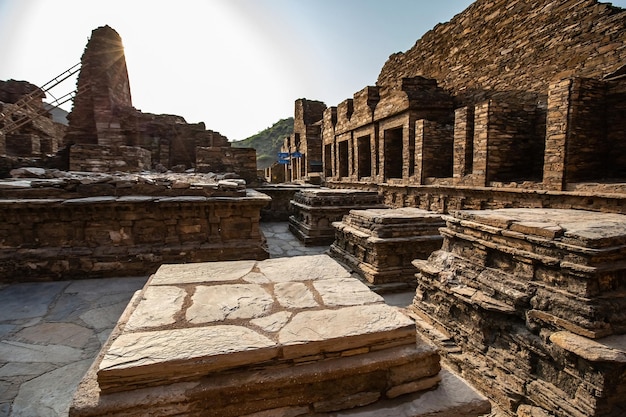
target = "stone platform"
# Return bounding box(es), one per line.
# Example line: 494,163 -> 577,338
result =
411,208 -> 626,416
288,188 -> 386,246
69,254 -> 490,416
330,208 -> 444,285
0,188 -> 271,283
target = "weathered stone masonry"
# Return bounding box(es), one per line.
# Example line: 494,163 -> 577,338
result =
280,99 -> 326,183
0,191 -> 270,282
411,209 -> 626,416
316,1 -> 626,415
323,0 -> 626,211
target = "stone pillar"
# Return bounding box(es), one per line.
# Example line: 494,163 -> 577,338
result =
453,106 -> 475,183
415,120 -> 453,184
543,79 -> 571,191
471,101 -> 489,187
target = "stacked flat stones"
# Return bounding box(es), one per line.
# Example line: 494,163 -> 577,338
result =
71,254 -> 442,417
288,189 -> 386,245
330,208 -> 444,285
411,208 -> 626,416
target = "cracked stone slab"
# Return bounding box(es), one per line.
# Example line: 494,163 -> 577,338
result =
11,359 -> 92,417
124,286 -> 186,331
274,282 -> 319,309
456,208 -> 626,248
279,304 -> 415,359
150,260 -> 257,285
14,322 -> 93,349
98,326 -> 279,392
0,340 -> 83,364
84,254 -> 439,412
313,278 -> 384,307
186,284 -> 274,324
259,254 -> 352,283
250,312 -> 293,333
0,282 -> 68,320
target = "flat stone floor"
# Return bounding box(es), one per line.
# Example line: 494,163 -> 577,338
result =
0,222 -> 436,417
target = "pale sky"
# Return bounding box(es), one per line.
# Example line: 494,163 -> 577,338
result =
1,0 -> 624,140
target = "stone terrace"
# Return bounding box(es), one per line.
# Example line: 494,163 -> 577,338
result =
411,208 -> 626,416
71,254 -> 442,416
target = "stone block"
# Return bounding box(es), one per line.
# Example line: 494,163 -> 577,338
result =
288,188 -> 386,245
70,254 -> 477,416
411,208 -> 626,416
330,207 -> 444,284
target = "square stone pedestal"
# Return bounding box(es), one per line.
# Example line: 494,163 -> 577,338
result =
411,208 -> 626,416
70,254 -> 490,417
330,208 -> 444,285
289,189 -> 386,245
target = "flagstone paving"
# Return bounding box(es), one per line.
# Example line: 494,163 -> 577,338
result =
0,222 -> 330,417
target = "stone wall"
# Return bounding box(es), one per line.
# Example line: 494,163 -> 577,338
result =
254,184 -> 314,221
377,0 -> 626,106
322,1 -> 626,194
196,147 -> 257,184
483,100 -> 546,184
416,120 -> 453,183
280,99 -> 326,183
69,144 -> 151,172
327,181 -> 626,216
411,208 -> 626,416
263,163 -> 286,184
0,191 -> 270,283
5,134 -> 40,157
322,77 -> 454,185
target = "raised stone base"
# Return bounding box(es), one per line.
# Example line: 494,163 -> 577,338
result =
70,254 -> 489,416
0,189 -> 270,282
411,208 -> 626,416
288,188 -> 386,246
330,208 -> 444,284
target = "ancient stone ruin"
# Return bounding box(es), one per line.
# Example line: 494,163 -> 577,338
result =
411,209 -> 626,416
0,79 -> 67,174
288,188 -> 385,245
0,170 -> 270,282
0,24 -> 269,283
3,0 -> 626,416
330,208 -> 445,286
1,25 -> 257,183
274,1 -> 626,415
70,254 -> 490,416
64,25 -> 257,183
278,98 -> 326,183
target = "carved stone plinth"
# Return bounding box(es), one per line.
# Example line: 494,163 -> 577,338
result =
411,208 -> 626,416
330,208 -> 444,285
288,188 -> 386,246
70,255 -> 490,416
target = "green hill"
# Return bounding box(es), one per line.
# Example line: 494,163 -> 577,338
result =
232,117 -> 294,169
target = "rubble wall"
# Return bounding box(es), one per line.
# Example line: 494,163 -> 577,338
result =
69,144 -> 151,172
0,192 -> 270,283
196,147 -> 257,184
377,0 -> 626,105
